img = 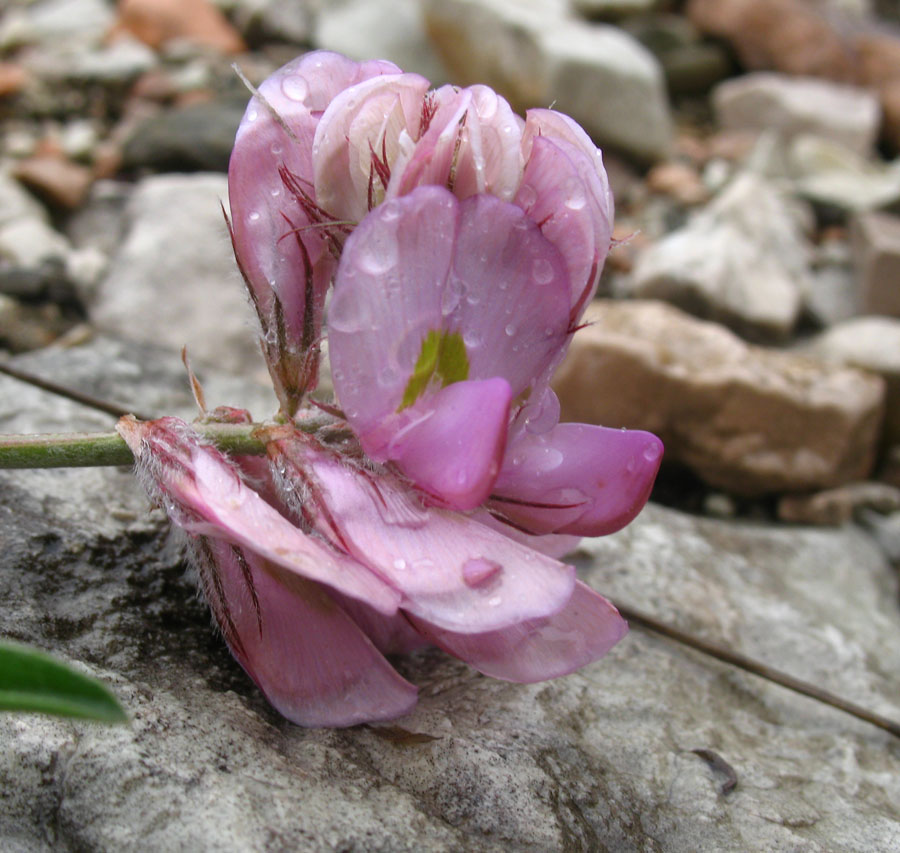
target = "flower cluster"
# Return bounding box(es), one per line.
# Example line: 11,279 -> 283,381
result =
121,51 -> 663,727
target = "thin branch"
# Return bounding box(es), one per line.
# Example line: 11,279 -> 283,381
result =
0,361 -> 154,421
614,601 -> 900,741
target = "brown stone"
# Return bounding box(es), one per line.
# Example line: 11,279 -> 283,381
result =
777,481 -> 900,526
115,0 -> 246,55
552,300 -> 884,495
687,0 -> 856,82
12,155 -> 93,210
645,161 -> 708,205
851,211 -> 900,317
0,63 -> 28,98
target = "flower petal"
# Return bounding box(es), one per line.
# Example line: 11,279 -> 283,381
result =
196,538 -> 417,727
329,187 -> 572,437
313,72 -> 431,221
452,84 -> 524,202
489,423 -> 663,536
408,580 -> 627,682
117,416 -> 401,615
268,434 -> 577,634
361,377 -> 513,510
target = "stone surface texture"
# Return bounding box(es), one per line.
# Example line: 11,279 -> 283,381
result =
1,338 -> 899,852
626,172 -> 810,340
552,300 -> 885,495
712,72 -> 880,155
805,315 -> 900,447
89,173 -> 265,378
852,210 -> 900,316
422,0 -> 672,162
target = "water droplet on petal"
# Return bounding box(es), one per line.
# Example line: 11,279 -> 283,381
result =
248,211 -> 261,224
462,557 -> 503,588
644,441 -> 661,463
356,226 -> 398,275
463,328 -> 482,348
488,595 -> 503,607
281,75 -> 309,102
532,257 -> 554,285
505,324 -> 516,337
564,176 -> 587,210
380,203 -> 400,222
246,109 -> 259,123
270,142 -> 283,155
393,558 -> 408,571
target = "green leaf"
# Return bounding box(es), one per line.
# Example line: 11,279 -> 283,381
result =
0,641 -> 128,723
399,329 -> 470,410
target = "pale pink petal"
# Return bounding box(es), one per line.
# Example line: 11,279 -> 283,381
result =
408,580 -> 627,682
267,435 -> 577,634
446,193 -> 570,395
313,73 -> 431,221
489,423 -> 663,536
472,508 -> 582,559
228,52 -> 399,407
452,85 -> 524,202
329,188 -> 572,448
197,538 -> 417,727
117,416 -> 401,615
328,186 -> 456,433
515,136 -> 597,312
385,85 -> 469,200
332,591 -> 430,655
360,378 -> 512,510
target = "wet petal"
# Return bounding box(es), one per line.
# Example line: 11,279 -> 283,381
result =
361,378 -> 513,510
118,416 -> 401,615
268,435 -> 577,634
329,187 -> 571,443
453,85 -> 524,201
489,423 -> 663,536
313,72 -> 431,221
196,538 -> 417,727
409,580 -> 627,682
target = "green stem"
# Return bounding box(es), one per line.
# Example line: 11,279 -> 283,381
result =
0,423 -> 272,469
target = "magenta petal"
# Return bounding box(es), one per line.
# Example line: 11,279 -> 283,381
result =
490,423 -> 663,536
363,377 -> 512,510
199,539 -> 417,727
117,416 -> 401,616
409,580 -> 627,683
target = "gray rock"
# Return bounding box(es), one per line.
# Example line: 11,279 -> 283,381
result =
713,72 -> 881,156
121,99 -> 248,174
1,337 -> 898,850
572,0 -> 662,18
90,173 -> 265,377
315,0 -> 449,83
0,168 -> 47,228
423,0 -> 672,162
627,172 -> 811,341
0,217 -> 71,268
0,0 -> 114,51
788,135 -> 900,213
226,0 -> 312,46
806,236 -> 859,327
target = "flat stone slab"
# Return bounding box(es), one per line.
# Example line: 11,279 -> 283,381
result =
1,337 -> 898,851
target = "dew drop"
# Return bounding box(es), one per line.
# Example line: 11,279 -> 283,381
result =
488,596 -> 503,607
248,211 -> 261,224
441,276 -> 464,315
504,324 -> 516,337
462,557 -> 503,588
393,558 -> 408,571
356,227 -> 398,275
246,108 -> 259,123
643,441 -> 661,463
380,203 -> 400,222
281,75 -> 309,102
564,177 -> 586,210
270,142 -> 283,155
532,257 -> 554,285
463,328 -> 482,348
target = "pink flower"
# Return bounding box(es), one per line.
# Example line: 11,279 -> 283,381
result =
228,51 -> 613,413
122,50 -> 671,727
118,415 -> 628,727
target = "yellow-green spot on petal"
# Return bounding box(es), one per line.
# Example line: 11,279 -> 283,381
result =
399,329 -> 469,410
